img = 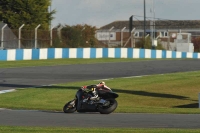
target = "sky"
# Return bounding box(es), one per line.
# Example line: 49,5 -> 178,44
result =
51,0 -> 200,28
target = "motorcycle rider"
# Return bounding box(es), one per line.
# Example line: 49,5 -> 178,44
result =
81,81 -> 111,101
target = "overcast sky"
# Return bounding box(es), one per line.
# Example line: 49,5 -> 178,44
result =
51,0 -> 200,28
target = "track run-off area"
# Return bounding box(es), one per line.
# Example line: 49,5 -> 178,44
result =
0,59 -> 200,128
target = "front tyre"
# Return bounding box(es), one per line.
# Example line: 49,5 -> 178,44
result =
63,100 -> 76,113
98,99 -> 118,114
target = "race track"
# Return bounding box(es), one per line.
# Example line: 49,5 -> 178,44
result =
0,59 -> 200,128
0,109 -> 200,128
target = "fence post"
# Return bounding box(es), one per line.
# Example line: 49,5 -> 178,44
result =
121,27 -> 126,47
35,24 -> 41,49
108,26 -> 114,44
18,24 -> 25,49
1,24 -> 7,49
50,26 -> 55,46
131,28 -> 135,47
57,26 -> 63,42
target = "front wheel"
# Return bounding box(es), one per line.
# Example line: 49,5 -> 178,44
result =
98,99 -> 118,114
63,100 -> 77,113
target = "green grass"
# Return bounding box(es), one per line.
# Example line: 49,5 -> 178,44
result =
0,126 -> 200,133
0,58 -> 155,68
0,71 -> 200,114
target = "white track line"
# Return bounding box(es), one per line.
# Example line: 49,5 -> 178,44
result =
94,75 -> 150,81
0,89 -> 16,94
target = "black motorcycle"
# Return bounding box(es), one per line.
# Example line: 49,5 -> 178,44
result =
63,85 -> 119,114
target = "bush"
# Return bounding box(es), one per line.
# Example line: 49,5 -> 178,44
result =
192,37 -> 200,52
135,37 -> 164,50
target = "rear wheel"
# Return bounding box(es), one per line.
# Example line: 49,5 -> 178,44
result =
98,99 -> 118,114
63,100 -> 77,113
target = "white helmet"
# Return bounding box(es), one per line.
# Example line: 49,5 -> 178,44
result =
99,81 -> 105,85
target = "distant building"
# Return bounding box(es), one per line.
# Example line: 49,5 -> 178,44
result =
96,20 -> 200,52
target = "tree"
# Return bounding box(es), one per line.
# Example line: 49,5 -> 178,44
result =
60,24 -> 98,48
62,26 -> 84,48
0,0 -> 55,29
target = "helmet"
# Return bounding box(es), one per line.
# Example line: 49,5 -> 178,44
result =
99,81 -> 105,85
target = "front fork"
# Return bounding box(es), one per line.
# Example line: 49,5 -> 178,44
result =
69,99 -> 76,107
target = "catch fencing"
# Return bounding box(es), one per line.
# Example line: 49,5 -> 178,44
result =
0,24 -> 59,49
1,22 -> 200,52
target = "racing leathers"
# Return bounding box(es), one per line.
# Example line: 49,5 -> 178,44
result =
81,83 -> 111,101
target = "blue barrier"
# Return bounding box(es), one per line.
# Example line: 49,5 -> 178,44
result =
0,48 -> 199,61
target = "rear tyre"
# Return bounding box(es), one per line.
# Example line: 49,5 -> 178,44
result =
98,99 -> 118,114
63,100 -> 76,113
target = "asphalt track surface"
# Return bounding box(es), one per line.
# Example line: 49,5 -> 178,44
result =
0,59 -> 200,128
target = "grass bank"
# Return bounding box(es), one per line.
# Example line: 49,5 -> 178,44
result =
0,71 -> 200,114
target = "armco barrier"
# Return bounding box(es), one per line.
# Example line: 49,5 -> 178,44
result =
0,48 -> 199,61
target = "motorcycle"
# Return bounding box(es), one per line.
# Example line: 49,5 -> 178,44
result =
63,85 -> 119,114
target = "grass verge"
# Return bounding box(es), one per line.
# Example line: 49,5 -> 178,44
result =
0,58 -> 171,68
0,71 -> 200,114
0,126 -> 200,133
